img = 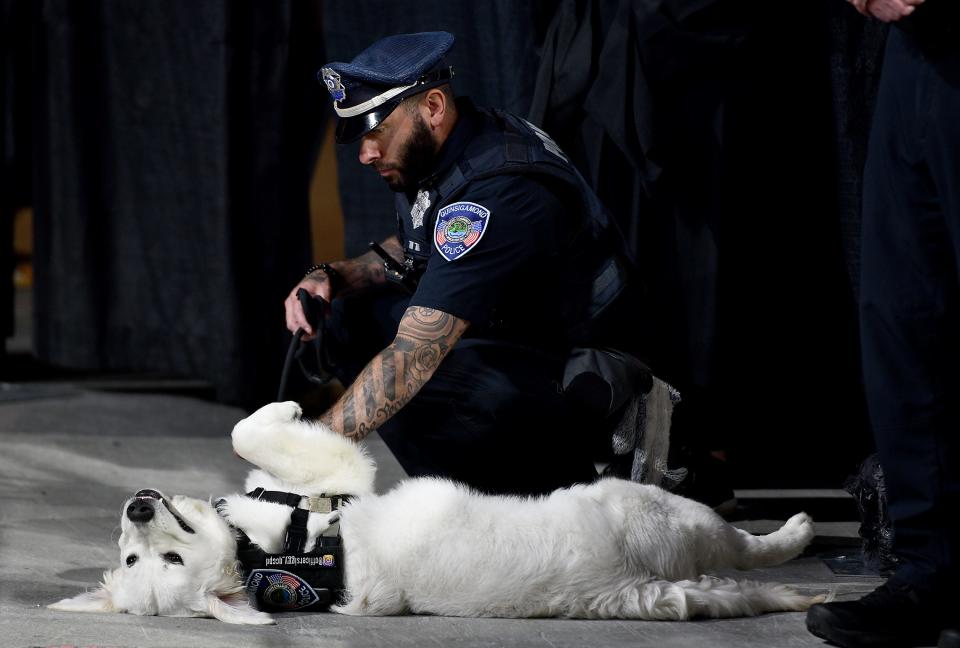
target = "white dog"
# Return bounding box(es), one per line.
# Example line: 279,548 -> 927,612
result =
50,401 -> 826,624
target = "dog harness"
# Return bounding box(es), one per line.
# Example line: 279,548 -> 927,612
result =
217,488 -> 351,612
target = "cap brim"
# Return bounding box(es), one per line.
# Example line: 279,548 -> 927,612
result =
334,98 -> 404,144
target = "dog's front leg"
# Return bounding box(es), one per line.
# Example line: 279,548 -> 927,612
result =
232,401 -> 375,492
232,401 -> 317,481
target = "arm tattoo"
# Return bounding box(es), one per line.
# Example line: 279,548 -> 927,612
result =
317,236 -> 400,296
320,306 -> 469,440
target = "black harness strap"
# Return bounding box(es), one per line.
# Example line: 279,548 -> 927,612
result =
242,488 -> 352,553
216,488 -> 353,612
286,508 -> 310,554
247,487 -> 301,508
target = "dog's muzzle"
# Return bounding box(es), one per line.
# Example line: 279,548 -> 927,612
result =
127,490 -> 195,533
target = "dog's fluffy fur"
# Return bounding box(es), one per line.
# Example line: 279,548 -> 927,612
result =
50,401 -> 827,624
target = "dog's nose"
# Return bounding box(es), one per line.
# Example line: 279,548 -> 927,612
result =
127,500 -> 155,524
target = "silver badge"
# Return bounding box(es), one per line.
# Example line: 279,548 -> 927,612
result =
410,189 -> 431,229
320,67 -> 346,103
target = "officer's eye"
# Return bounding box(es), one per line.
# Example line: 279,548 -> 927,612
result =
126,555 -> 138,567
163,552 -> 183,565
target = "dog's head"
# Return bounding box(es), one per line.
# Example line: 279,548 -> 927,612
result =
49,489 -> 274,625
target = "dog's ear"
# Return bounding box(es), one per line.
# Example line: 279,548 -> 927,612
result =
204,591 -> 275,625
48,583 -> 116,614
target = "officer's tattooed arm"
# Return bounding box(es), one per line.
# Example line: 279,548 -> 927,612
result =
319,307 -> 469,441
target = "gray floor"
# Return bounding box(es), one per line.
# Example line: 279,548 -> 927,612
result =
0,384 -> 883,648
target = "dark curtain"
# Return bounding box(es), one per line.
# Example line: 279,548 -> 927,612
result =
30,1 -> 326,407
529,0 -> 755,450
1,0 -> 32,342
321,0 -> 557,257
530,0 -> 879,485
18,0 -> 889,478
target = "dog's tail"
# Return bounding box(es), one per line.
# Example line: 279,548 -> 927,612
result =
586,577 -> 831,620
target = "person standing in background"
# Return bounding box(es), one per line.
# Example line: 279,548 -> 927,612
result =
807,0 -> 960,646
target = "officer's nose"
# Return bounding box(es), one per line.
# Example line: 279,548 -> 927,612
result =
359,137 -> 380,165
126,499 -> 155,524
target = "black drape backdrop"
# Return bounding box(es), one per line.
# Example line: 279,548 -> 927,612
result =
10,1 -> 888,482
529,0 -> 882,485
30,0 -> 325,407
1,0 -> 32,342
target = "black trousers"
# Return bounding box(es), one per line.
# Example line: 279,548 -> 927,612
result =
860,29 -> 960,595
328,288 -> 598,496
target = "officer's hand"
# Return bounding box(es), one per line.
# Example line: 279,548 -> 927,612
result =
284,272 -> 332,341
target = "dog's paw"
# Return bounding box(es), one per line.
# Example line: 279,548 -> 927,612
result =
233,402 -> 304,463
247,401 -> 303,425
783,512 -> 815,545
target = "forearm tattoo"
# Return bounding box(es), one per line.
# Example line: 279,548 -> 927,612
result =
320,307 -> 469,440
310,237 -> 402,295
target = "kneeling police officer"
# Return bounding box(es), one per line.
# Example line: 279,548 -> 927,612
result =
284,31 -> 642,496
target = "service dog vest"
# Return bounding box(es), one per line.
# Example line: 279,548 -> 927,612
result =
219,489 -> 350,612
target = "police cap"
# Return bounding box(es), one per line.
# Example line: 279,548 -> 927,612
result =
319,31 -> 455,144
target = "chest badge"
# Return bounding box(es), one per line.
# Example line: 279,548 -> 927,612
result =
434,201 -> 491,261
410,189 -> 431,229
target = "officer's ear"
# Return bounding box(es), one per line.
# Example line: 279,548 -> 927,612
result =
423,87 -> 449,129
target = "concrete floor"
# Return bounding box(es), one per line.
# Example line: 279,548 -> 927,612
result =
0,383 -> 885,648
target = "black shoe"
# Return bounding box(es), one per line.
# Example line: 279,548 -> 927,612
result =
941,628 -> 960,648
806,581 -> 943,647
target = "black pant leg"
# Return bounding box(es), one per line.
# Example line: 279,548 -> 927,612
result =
377,340 -> 598,496
860,29 -> 960,593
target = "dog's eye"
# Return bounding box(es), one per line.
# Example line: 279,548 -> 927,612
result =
163,552 -> 183,565
126,555 -> 138,567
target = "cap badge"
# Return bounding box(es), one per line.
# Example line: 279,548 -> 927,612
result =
321,67 -> 346,102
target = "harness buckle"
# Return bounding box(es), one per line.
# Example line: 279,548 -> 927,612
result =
306,496 -> 333,513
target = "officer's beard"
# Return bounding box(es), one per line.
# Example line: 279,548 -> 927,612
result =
383,114 -> 437,192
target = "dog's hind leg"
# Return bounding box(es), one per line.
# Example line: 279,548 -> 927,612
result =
583,577 -> 827,620
684,510 -> 816,575
332,580 -> 408,616
675,577 -> 827,618
722,512 -> 815,571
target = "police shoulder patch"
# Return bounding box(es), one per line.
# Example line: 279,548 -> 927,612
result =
434,201 -> 491,261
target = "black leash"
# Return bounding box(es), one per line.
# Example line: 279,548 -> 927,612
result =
278,288 -> 337,402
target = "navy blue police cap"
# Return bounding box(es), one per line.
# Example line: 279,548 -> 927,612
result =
319,31 -> 455,144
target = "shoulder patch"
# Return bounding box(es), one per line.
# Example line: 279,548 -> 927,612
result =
434,201 -> 491,261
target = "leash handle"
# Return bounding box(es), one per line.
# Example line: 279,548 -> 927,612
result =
278,290 -> 335,402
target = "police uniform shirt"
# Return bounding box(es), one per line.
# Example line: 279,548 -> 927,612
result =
405,103 -> 573,350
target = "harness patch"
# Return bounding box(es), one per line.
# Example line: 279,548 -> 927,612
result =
246,568 -> 321,610
434,201 -> 491,261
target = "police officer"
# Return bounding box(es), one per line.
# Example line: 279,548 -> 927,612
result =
284,32 -> 639,496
